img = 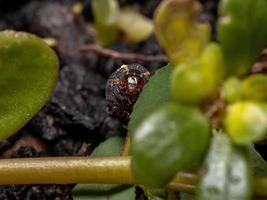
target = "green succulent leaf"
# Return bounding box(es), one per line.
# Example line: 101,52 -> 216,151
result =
218,0 -> 267,75
197,133 -> 253,200
72,137 -> 136,200
129,64 -> 174,135
154,0 -> 210,64
171,43 -> 224,104
131,102 -> 210,187
0,31 -> 59,141
224,101 -> 267,144
92,0 -> 119,46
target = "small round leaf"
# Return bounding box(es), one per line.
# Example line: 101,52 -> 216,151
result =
0,31 -> 59,141
171,43 -> 224,104
224,101 -> 267,144
131,102 -> 210,187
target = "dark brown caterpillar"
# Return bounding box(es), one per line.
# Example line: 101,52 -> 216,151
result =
106,64 -> 150,124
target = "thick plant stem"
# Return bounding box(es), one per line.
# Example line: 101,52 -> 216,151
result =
0,156 -> 266,196
0,156 -> 195,193
0,156 -> 134,185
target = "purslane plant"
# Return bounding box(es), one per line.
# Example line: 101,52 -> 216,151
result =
130,0 -> 267,199
0,0 -> 267,200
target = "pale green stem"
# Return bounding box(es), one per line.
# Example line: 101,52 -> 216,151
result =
0,156 -> 265,196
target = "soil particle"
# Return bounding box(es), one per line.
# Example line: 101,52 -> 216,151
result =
135,187 -> 149,200
138,0 -> 163,18
0,132 -> 23,155
0,184 -> 73,200
30,112 -> 67,141
39,64 -> 123,139
0,0 -> 30,12
199,0 -> 220,40
54,137 -> 91,156
1,134 -> 46,158
26,63 -> 117,141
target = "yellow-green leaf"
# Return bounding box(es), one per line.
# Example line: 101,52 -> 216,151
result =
92,0 -> 119,46
171,43 -> 224,104
224,101 -> 267,144
117,7 -> 154,43
154,0 -> 210,64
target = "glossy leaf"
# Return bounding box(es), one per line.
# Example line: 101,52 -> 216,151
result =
197,134 -> 253,200
171,43 -> 224,104
218,0 -> 267,75
0,31 -> 59,141
154,0 -> 210,64
92,0 -> 119,46
129,64 -> 174,134
72,137 -> 136,200
117,7 -> 154,42
224,101 -> 267,144
131,102 -> 210,187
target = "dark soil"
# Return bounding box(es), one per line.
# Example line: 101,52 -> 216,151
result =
0,0 -> 220,199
